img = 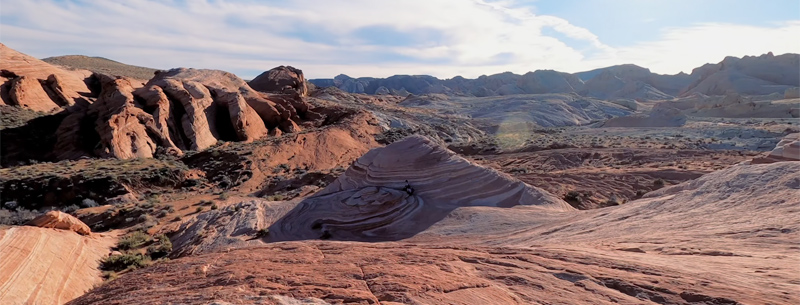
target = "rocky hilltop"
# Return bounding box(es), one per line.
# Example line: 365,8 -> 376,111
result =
310,52 -> 798,100
1,43 -> 94,113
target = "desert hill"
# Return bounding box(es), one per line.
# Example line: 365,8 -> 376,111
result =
309,52 -> 798,100
681,52 -> 800,96
42,55 -> 159,81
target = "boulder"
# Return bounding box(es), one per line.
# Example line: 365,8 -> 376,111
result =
248,66 -> 308,97
26,210 -> 92,235
753,133 -> 800,163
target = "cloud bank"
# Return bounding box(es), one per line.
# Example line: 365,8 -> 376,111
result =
1,0 -> 798,79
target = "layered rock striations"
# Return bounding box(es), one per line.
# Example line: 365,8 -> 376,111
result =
0,43 -> 94,112
51,68 -> 312,160
267,135 -> 572,242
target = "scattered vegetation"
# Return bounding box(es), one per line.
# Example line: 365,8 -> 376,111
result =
256,228 -> 270,238
146,234 -> 173,259
218,192 -> 229,200
101,252 -> 152,272
117,230 -> 152,250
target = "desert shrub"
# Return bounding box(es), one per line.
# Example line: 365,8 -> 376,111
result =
61,204 -> 80,214
172,216 -> 182,222
146,234 -> 172,259
210,204 -> 218,210
195,206 -> 204,213
564,191 -> 582,203
256,228 -> 270,238
604,196 -> 621,206
101,252 -> 151,272
653,179 -> 666,189
509,167 -> 528,174
218,192 -> 229,200
157,209 -> 169,218
3,201 -> 18,209
102,271 -> 119,281
80,198 -> 99,208
267,194 -> 285,201
117,230 -> 152,250
0,208 -> 41,225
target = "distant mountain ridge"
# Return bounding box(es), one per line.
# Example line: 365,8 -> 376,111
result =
310,52 -> 800,100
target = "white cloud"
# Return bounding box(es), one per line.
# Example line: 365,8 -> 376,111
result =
0,0 -> 798,79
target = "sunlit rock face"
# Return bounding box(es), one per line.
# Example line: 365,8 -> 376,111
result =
268,135 -> 572,242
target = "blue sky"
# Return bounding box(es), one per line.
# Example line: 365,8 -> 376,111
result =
1,0 -> 798,79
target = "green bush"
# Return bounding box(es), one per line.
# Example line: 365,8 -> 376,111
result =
146,234 -> 172,259
101,252 -> 151,272
256,228 -> 270,238
117,231 -> 152,250
563,191 -> 582,203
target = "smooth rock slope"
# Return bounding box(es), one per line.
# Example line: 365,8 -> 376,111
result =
267,136 -> 572,242
0,43 -> 94,112
0,226 -> 115,305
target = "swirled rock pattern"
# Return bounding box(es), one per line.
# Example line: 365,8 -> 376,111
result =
268,135 -> 571,242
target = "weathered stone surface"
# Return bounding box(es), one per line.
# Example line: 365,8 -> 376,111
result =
50,68 -> 313,160
753,133 -> 800,163
26,210 -> 92,235
0,226 -> 115,305
69,162 -> 800,305
140,68 -> 304,150
249,66 -> 308,97
0,43 -> 93,112
267,135 -> 572,242
54,75 -> 171,160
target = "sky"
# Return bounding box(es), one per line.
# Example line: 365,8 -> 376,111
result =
1,0 -> 799,79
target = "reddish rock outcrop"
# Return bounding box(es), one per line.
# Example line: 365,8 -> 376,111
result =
52,68 -> 312,160
249,66 -> 308,97
26,210 -> 92,235
0,43 -> 94,112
